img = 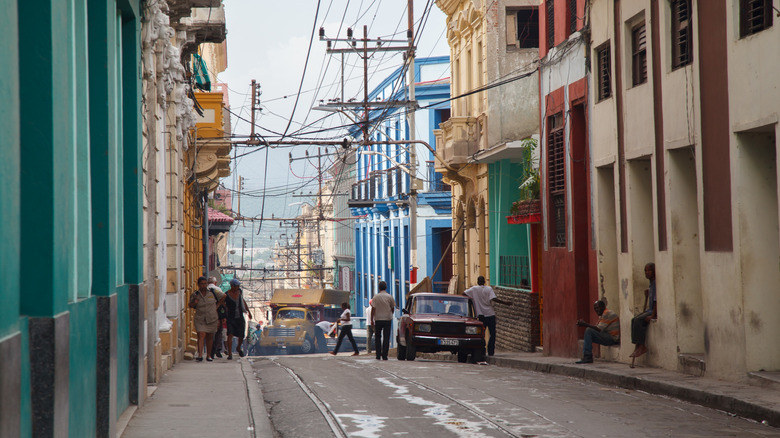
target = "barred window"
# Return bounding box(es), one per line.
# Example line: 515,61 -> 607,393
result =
740,0 -> 773,38
595,42 -> 611,101
632,23 -> 647,86
546,0 -> 555,49
569,0 -> 578,34
671,0 -> 692,70
547,113 -> 566,247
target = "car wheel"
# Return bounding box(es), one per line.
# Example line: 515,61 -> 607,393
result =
457,349 -> 468,363
299,336 -> 314,354
405,333 -> 416,361
397,335 -> 407,360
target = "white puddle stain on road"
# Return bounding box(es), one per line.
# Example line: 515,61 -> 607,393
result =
335,413 -> 389,438
374,377 -> 495,437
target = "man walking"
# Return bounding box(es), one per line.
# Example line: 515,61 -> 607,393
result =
575,300 -> 620,364
370,281 -> 395,360
464,276 -> 512,358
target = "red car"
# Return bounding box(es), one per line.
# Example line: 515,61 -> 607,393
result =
396,293 -> 486,363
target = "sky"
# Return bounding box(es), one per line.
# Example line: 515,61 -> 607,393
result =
212,0 -> 449,267
216,0 -> 448,216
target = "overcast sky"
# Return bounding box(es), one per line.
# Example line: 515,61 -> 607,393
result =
214,0 -> 448,219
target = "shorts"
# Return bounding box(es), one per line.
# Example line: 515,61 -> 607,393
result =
227,317 -> 246,337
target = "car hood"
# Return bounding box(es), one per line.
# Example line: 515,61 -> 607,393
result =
409,314 -> 483,325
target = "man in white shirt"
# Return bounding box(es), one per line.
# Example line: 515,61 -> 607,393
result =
464,276 -> 512,357
371,281 -> 396,360
329,303 -> 359,356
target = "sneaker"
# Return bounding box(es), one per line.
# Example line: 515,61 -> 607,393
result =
195,357 -> 203,362
237,347 -> 245,357
227,355 -> 233,360
215,352 -> 223,358
206,357 -> 213,362
351,352 -> 359,356
575,358 -> 593,364
477,361 -> 489,365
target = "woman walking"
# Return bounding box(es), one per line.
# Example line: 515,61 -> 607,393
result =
225,278 -> 253,359
189,276 -> 226,362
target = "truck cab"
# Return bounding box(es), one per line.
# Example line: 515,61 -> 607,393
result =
258,288 -> 350,355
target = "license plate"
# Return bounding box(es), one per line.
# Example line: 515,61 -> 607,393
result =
277,338 -> 286,343
439,338 -> 459,346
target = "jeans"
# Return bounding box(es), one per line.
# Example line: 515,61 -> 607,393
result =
583,327 -> 619,358
631,311 -> 653,345
334,325 -> 359,354
478,315 -> 497,356
374,320 -> 392,359
366,324 -> 374,353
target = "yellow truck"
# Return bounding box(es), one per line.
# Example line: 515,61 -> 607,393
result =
258,289 -> 350,355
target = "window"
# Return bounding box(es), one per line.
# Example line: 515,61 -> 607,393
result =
507,8 -> 540,49
595,42 -> 611,101
547,113 -> 566,247
632,23 -> 647,86
569,0 -> 578,34
671,0 -> 692,69
740,0 -> 773,37
546,0 -> 555,49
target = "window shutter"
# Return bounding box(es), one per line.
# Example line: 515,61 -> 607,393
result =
506,11 -> 518,47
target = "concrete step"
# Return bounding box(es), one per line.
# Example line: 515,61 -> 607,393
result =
748,371 -> 780,390
678,353 -> 706,377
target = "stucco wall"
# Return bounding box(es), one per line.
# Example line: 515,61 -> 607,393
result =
494,286 -> 540,352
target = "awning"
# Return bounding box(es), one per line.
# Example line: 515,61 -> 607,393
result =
270,289 -> 350,306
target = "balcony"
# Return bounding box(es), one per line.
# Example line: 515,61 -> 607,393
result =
168,0 -> 223,22
433,115 -> 483,170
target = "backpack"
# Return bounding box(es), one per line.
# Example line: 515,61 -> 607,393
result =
212,290 -> 227,319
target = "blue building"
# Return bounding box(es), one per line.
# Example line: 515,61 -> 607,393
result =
348,56 -> 452,316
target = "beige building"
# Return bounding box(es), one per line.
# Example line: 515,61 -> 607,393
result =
434,0 -> 539,291
141,0 -> 231,381
589,0 -> 779,381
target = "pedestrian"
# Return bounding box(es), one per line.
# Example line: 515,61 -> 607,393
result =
370,281 -> 396,360
630,262 -> 656,367
314,320 -> 335,353
464,276 -> 512,359
330,303 -> 359,356
188,276 -> 226,362
225,278 -> 253,359
208,276 -> 227,358
575,300 -> 620,364
365,300 -> 374,354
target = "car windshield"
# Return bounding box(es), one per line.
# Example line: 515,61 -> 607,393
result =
414,297 -> 470,316
276,309 -> 305,320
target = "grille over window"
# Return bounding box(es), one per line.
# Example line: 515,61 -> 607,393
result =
546,0 -> 555,49
632,23 -> 647,86
671,0 -> 692,69
596,42 -> 611,101
547,112 -> 566,247
740,0 -> 773,37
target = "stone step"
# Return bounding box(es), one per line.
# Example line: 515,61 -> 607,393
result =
748,371 -> 780,390
678,353 -> 706,376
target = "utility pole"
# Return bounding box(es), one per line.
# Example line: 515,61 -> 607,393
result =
407,0 -> 419,285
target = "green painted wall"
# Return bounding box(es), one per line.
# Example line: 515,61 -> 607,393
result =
68,298 -> 97,437
488,160 -> 531,285
0,0 -> 20,338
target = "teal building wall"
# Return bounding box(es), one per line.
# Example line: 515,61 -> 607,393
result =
488,159 -> 531,287
1,0 -> 144,435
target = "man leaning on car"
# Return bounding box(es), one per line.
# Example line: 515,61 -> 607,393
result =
370,281 -> 395,361
464,276 -> 512,359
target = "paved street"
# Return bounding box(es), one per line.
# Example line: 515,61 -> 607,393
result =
254,354 -> 777,438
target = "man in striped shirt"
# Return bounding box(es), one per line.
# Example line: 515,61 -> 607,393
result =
575,300 -> 620,364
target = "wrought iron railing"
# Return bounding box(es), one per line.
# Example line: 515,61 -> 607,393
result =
499,255 -> 531,289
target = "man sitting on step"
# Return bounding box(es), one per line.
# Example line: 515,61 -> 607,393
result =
575,300 -> 620,364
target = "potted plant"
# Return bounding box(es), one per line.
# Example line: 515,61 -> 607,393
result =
508,138 -> 541,223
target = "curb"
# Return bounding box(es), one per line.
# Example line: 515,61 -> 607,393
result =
418,352 -> 780,427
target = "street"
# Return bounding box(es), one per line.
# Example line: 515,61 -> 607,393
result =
252,354 -> 775,438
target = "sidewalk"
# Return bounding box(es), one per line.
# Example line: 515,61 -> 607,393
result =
420,350 -> 780,428
119,358 -> 273,438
